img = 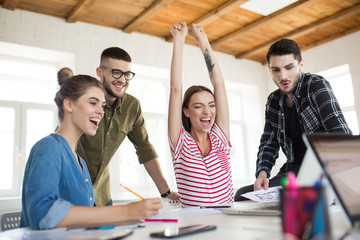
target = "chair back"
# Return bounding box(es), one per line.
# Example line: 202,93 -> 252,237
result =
0,212 -> 21,231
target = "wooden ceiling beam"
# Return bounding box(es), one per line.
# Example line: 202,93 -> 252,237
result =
235,4 -> 360,59
123,0 -> 175,33
300,25 -> 360,52
211,0 -> 316,48
165,0 -> 248,42
194,0 -> 248,26
67,0 -> 97,23
2,0 -> 20,10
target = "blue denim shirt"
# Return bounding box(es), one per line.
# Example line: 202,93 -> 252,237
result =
20,133 -> 94,230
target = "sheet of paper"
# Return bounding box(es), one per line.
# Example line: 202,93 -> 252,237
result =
152,207 -> 222,219
17,228 -> 133,240
241,186 -> 282,202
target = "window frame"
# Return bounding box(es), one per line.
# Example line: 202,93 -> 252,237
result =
0,100 -> 57,197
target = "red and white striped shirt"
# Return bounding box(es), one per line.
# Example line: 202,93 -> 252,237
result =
169,123 -> 234,207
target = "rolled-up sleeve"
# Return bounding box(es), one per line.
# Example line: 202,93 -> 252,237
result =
39,199 -> 73,230
127,100 -> 158,164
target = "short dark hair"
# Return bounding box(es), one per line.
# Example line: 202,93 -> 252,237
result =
100,47 -> 132,65
266,39 -> 302,64
182,85 -> 214,132
55,68 -> 104,121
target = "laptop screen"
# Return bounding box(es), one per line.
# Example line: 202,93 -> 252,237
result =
304,134 -> 360,224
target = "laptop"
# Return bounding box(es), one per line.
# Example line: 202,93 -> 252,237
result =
221,201 -> 281,216
302,133 -> 360,230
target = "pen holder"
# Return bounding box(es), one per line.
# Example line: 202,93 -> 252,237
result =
280,187 -> 331,240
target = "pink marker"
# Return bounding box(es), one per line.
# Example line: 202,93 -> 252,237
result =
287,171 -> 299,189
145,219 -> 178,222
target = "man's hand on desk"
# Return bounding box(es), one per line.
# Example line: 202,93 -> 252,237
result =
166,191 -> 179,201
254,171 -> 269,191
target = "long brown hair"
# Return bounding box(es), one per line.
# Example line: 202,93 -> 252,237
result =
182,85 -> 214,132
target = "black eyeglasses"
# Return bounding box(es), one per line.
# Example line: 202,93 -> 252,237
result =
100,66 -> 135,81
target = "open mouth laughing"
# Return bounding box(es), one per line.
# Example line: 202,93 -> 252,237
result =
89,117 -> 101,129
113,81 -> 126,90
200,117 -> 212,127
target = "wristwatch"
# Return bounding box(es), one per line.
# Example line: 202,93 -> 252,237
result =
161,189 -> 171,198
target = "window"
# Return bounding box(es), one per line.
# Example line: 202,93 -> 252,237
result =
0,56 -> 59,196
0,101 -> 57,197
317,64 -> 359,133
0,42 -> 73,198
226,82 -> 263,187
109,64 -> 174,199
0,58 -> 57,104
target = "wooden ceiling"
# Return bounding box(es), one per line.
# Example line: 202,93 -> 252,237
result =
2,0 -> 360,64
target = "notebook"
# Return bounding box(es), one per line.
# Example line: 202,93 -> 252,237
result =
302,133 -> 360,230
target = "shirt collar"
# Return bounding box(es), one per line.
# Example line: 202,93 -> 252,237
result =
105,95 -> 124,113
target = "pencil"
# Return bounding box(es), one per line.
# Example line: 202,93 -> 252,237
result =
120,184 -> 144,200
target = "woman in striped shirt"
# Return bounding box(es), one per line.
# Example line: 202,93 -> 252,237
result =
168,22 -> 234,207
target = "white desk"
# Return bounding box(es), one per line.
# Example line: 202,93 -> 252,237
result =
0,207 -> 282,239
0,203 -> 357,240
132,210 -> 282,239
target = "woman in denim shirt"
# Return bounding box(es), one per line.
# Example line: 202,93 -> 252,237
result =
20,68 -> 162,230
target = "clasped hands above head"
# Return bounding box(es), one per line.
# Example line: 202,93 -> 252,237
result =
170,22 -> 206,42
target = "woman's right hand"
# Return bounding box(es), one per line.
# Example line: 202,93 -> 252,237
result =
170,22 -> 188,42
127,198 -> 163,219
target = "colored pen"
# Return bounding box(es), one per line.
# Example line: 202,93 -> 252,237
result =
98,226 -> 115,230
120,184 -> 144,200
145,219 -> 178,222
200,206 -> 231,209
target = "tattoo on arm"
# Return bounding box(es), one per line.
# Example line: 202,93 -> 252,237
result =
204,48 -> 215,73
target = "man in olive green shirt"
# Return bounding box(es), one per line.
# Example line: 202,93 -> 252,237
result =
77,47 -> 179,206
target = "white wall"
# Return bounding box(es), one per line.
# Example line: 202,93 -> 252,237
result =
0,8 -> 266,88
302,31 -> 360,130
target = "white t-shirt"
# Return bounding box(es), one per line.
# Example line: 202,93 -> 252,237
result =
169,123 -> 234,207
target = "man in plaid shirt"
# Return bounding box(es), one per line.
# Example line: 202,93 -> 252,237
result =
235,39 -> 352,201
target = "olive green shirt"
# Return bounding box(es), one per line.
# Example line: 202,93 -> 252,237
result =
77,93 -> 158,206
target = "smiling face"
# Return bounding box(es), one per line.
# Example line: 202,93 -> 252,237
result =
183,91 -> 216,134
97,58 -> 132,104
269,54 -> 304,96
71,86 -> 106,136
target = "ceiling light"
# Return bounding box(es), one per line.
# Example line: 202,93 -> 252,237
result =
240,0 -> 298,16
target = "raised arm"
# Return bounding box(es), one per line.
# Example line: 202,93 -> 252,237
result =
168,22 -> 188,146
188,24 -> 230,139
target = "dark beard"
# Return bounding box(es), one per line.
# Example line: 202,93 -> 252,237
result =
103,76 -> 122,98
280,71 -> 301,95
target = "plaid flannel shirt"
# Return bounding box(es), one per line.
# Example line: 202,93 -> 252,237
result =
256,72 -> 352,178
